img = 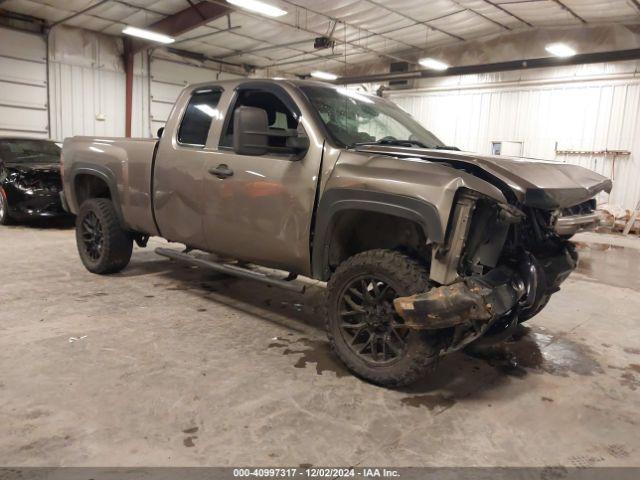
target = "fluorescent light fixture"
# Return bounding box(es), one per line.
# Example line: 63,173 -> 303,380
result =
227,0 -> 287,17
122,26 -> 174,44
418,57 -> 449,71
310,70 -> 338,81
545,42 -> 576,58
337,87 -> 374,104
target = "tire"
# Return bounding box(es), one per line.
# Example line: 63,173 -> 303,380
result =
0,190 -> 13,225
76,198 -> 133,274
325,249 -> 438,387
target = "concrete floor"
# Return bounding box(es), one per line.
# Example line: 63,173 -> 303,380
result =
0,222 -> 639,467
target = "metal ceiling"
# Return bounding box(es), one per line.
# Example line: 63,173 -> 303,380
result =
1,0 -> 640,75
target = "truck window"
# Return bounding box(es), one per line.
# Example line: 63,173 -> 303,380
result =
177,88 -> 223,146
219,90 -> 299,149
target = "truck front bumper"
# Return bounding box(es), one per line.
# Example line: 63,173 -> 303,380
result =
393,246 -> 577,330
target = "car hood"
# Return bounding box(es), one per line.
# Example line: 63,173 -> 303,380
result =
4,162 -> 61,175
353,145 -> 612,209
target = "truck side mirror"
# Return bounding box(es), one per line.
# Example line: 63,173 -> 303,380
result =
157,127 -> 164,138
233,106 -> 268,156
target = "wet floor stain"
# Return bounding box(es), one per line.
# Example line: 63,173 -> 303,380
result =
183,436 -> 197,447
573,242 -> 640,291
605,444 -> 630,459
466,325 -> 603,378
268,337 -> 349,378
400,393 -> 455,410
568,454 -> 605,468
620,372 -> 639,391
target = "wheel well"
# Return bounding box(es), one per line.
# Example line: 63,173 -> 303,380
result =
74,174 -> 111,207
326,210 -> 429,272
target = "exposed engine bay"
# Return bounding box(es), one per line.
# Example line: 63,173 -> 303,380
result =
394,189 -> 582,353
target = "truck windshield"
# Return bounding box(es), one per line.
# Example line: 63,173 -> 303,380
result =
0,139 -> 60,164
299,85 -> 445,149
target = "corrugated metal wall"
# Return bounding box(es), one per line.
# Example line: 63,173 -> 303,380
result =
48,26 -> 126,140
387,62 -> 640,209
48,26 -> 245,140
0,27 -> 48,138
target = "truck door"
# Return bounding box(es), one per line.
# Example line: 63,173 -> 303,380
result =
202,84 -> 323,275
153,87 -> 223,250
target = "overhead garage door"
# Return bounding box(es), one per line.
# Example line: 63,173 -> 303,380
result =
0,27 -> 48,138
149,56 -> 243,135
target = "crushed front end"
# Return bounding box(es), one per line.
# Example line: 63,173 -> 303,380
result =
1,165 -> 69,219
394,190 -> 581,352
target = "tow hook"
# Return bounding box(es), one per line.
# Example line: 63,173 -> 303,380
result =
393,266 -> 526,330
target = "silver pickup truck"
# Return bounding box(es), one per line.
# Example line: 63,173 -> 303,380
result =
61,79 -> 610,386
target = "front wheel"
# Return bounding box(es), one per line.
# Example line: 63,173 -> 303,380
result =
325,249 -> 438,387
0,190 -> 13,225
76,198 -> 133,274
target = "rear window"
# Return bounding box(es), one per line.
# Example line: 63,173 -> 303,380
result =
177,88 -> 223,146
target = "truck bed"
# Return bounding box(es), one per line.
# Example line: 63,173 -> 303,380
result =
62,136 -> 159,235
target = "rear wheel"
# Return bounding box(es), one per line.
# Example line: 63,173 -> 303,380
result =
0,191 -> 13,225
325,249 -> 438,387
76,198 -> 133,274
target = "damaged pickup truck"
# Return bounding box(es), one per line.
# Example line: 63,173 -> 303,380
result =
61,79 -> 611,386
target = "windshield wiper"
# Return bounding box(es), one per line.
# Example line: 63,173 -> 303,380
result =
347,139 -> 430,149
433,145 -> 460,151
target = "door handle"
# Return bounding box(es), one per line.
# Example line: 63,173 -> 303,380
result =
208,164 -> 234,179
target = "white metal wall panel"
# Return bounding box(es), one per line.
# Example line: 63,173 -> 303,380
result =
388,72 -> 640,209
48,26 -> 127,141
0,27 -> 48,138
49,63 -> 126,140
149,57 -> 244,135
131,52 -> 150,139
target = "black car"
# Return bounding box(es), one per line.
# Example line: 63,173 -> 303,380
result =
0,138 -> 69,224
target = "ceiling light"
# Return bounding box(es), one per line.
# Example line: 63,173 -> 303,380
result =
122,26 -> 174,44
545,43 -> 576,58
227,0 -> 287,17
419,57 -> 449,71
310,70 -> 338,81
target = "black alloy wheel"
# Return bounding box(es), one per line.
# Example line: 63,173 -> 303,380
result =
338,276 -> 409,365
80,211 -> 104,261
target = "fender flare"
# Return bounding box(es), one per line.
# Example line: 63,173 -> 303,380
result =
68,163 -> 127,228
311,188 -> 443,280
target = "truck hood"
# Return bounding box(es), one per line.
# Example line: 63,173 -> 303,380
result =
353,145 -> 612,209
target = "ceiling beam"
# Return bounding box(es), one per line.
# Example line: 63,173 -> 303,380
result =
229,0 -> 420,65
363,0 -> 466,41
551,0 -> 587,23
449,0 -> 511,31
481,0 -> 533,28
49,0 -> 111,28
144,1 -> 230,39
125,1 -> 231,55
338,48 -> 640,84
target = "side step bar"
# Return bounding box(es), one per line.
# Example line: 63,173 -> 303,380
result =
155,248 -> 305,293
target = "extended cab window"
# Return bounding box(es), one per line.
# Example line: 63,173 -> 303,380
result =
220,90 -> 299,149
177,88 -> 222,146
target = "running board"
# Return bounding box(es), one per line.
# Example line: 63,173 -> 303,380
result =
155,248 -> 305,293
